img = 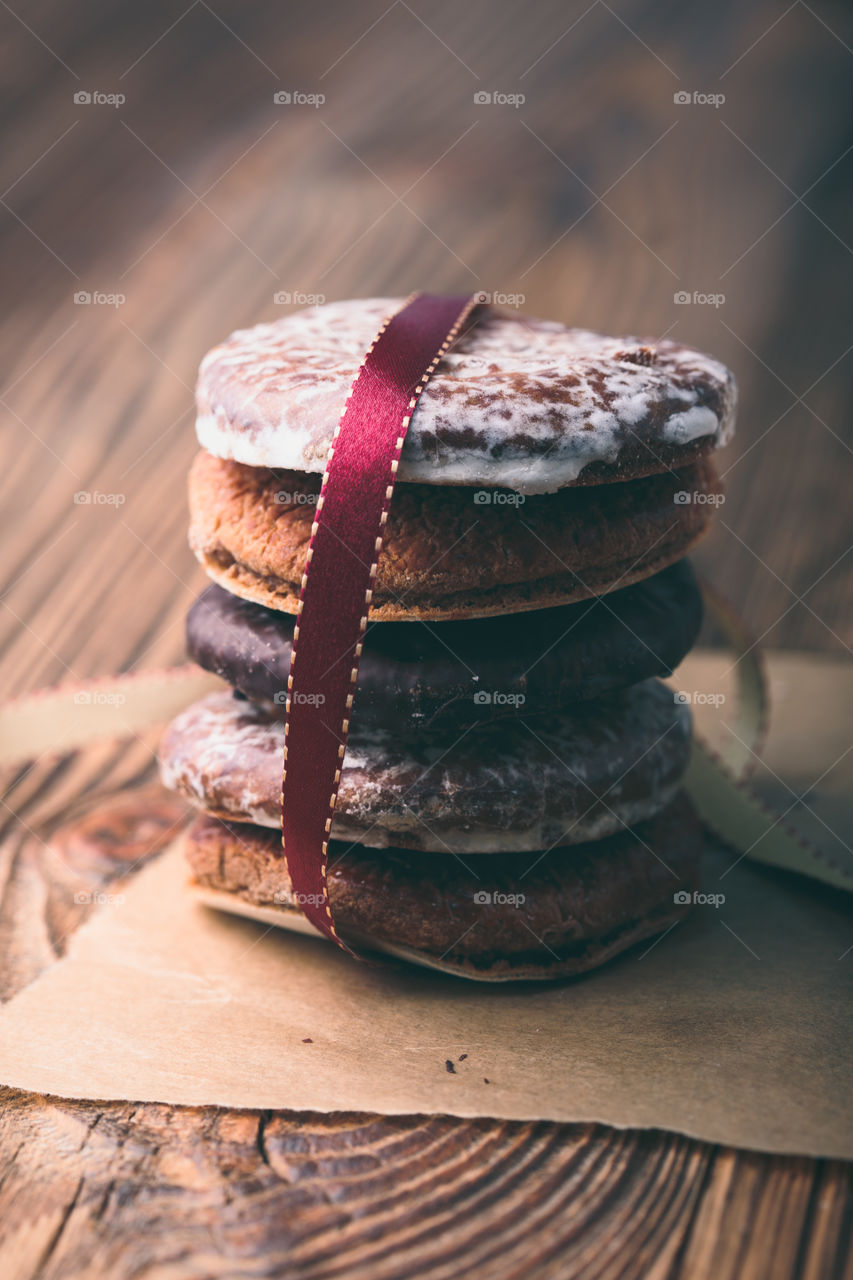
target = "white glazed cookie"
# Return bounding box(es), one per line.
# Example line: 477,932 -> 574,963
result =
196,298 -> 736,494
159,682 -> 692,853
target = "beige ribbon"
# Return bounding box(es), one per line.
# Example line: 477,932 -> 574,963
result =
683,585 -> 851,892
0,666 -> 221,768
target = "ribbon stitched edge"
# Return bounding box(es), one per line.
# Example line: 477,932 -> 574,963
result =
279,293 -> 483,953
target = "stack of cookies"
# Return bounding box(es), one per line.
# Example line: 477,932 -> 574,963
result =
159,299 -> 736,981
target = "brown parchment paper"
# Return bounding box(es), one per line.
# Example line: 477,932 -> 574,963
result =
0,650 -> 851,1158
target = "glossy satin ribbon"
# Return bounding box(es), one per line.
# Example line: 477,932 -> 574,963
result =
279,293 -> 482,950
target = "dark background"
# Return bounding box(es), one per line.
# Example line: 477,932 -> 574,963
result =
2,0 -> 851,682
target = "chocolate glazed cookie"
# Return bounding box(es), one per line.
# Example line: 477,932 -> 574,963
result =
187,560 -> 703,732
159,680 -> 692,853
185,793 -> 703,980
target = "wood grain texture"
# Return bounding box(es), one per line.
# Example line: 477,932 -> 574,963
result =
1,0 -> 852,1275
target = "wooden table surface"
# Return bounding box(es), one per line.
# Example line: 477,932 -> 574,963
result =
1,1 -> 851,1276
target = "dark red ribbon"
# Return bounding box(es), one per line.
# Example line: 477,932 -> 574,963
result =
281,293 -> 482,951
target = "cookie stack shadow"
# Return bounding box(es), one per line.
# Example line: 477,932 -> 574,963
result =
159,299 -> 736,980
